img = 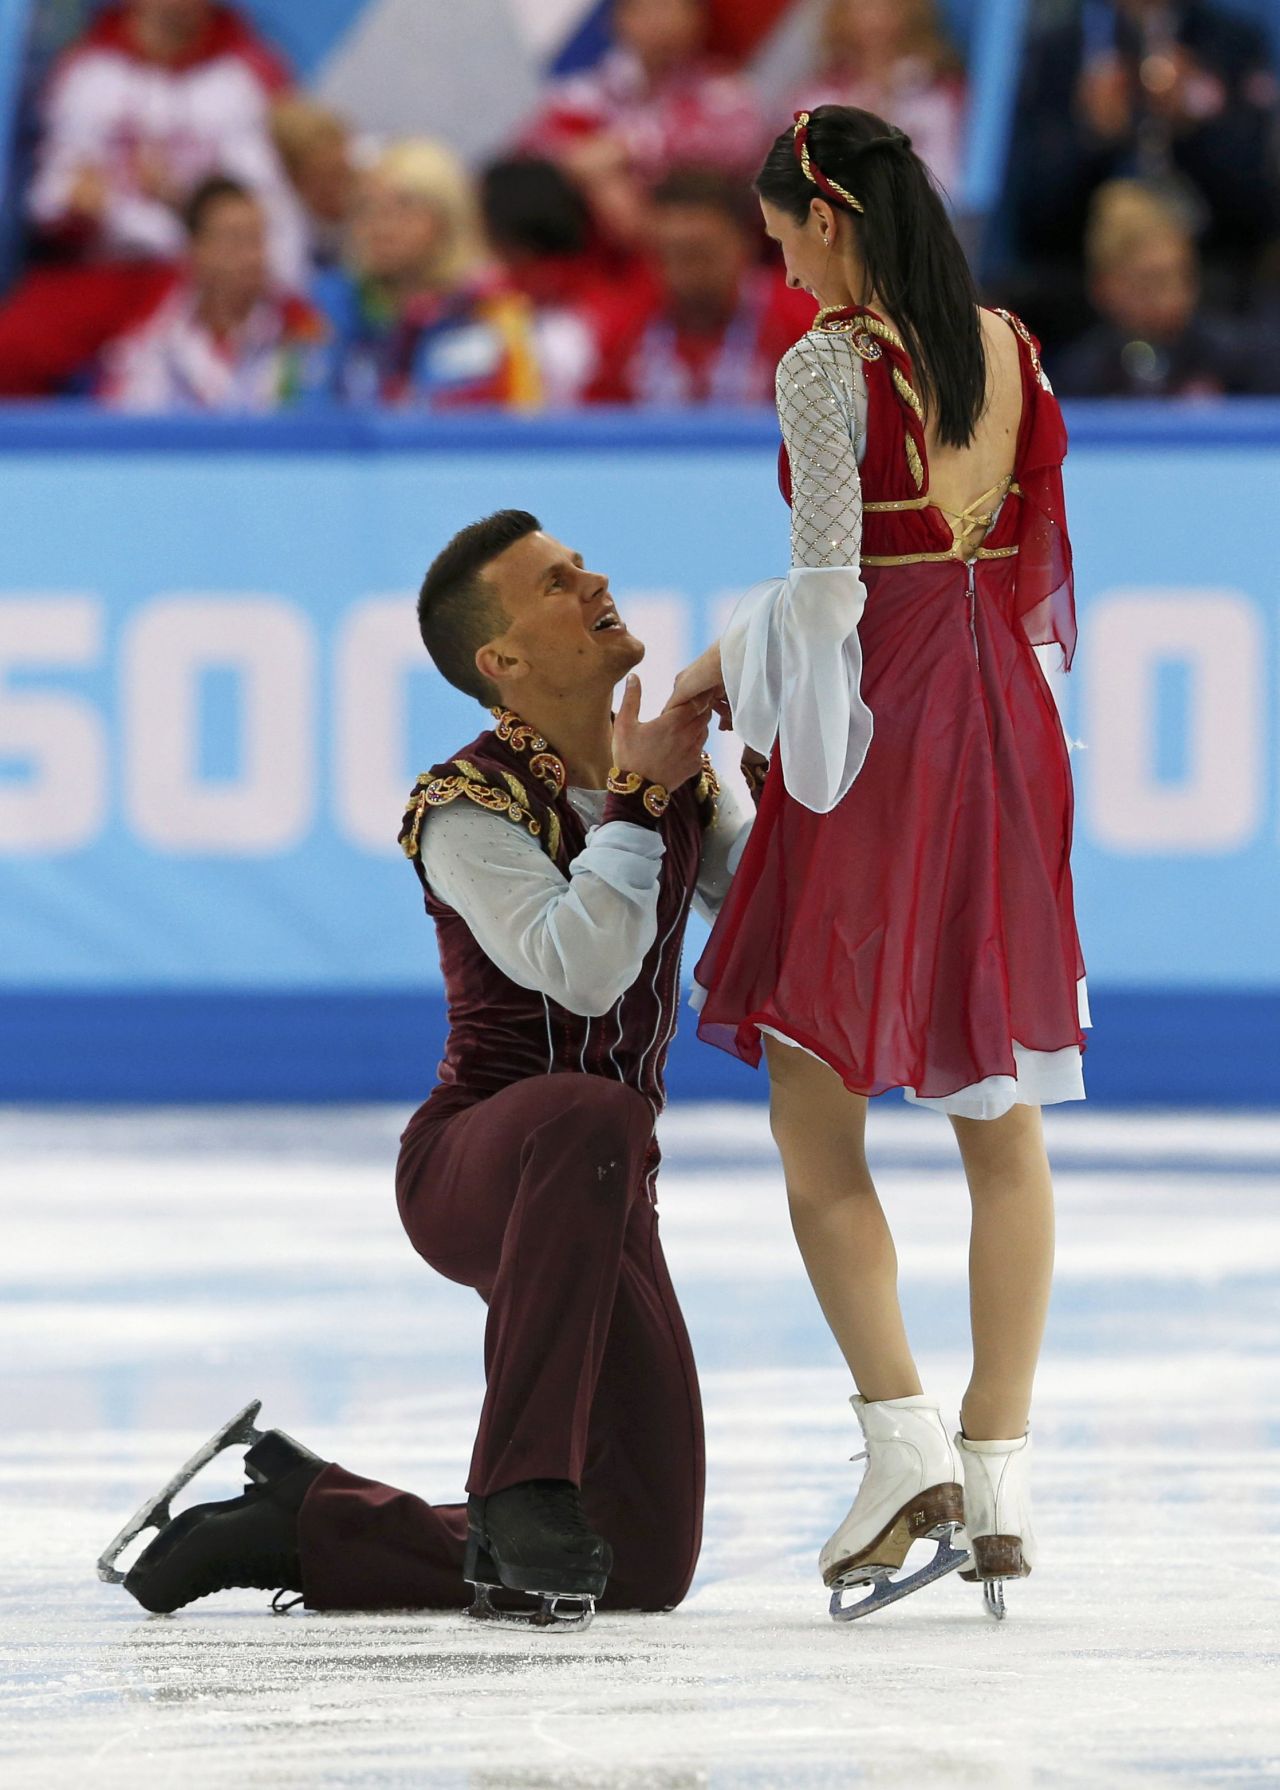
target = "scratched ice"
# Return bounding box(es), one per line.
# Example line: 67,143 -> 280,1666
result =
1,1104 -> 1277,1789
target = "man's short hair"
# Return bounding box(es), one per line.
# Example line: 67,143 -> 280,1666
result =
183,174 -> 254,238
418,509 -> 541,706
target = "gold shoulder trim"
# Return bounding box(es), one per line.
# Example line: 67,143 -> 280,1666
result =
400,762 -> 543,859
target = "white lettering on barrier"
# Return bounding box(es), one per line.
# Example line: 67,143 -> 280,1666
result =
123,596 -> 315,853
0,595 -> 106,853
0,588 -> 1269,863
334,595 -> 424,854
1085,589 -> 1262,854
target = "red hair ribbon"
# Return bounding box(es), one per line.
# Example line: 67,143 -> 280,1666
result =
791,111 -> 865,215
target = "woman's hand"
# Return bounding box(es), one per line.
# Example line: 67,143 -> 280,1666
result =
667,642 -> 731,729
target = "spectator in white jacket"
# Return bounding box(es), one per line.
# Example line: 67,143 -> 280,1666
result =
100,175 -> 330,413
28,0 -> 307,288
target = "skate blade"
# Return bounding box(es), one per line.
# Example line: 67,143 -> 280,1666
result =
465,1580 -> 595,1633
828,1532 -> 969,1623
983,1580 -> 1007,1621
96,1399 -> 265,1584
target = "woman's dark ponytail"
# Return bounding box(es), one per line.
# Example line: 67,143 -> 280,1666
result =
755,106 -> 985,450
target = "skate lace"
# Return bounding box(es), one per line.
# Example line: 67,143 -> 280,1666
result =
526,1482 -> 595,1542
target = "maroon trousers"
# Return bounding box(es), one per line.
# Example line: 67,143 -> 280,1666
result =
297,1075 -> 705,1612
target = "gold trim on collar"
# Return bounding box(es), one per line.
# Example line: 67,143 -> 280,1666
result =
491,707 -> 567,796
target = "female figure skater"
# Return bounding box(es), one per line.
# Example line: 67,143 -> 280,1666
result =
671,107 -> 1087,1618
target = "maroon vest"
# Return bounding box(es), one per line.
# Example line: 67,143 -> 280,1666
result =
400,709 -> 717,1117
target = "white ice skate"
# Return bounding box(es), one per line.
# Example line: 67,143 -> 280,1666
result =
822,1395 -> 968,1621
954,1429 -> 1036,1620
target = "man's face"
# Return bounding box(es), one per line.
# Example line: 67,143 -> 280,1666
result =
1094,232 -> 1198,341
191,194 -> 269,309
479,532 -> 642,700
654,204 -> 750,317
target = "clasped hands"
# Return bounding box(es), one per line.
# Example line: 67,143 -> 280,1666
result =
610,644 -> 729,794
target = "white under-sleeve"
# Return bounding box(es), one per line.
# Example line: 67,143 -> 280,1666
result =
720,333 -> 874,814
420,796 -> 665,1018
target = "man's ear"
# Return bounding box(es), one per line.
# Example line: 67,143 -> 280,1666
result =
476,640 -> 525,686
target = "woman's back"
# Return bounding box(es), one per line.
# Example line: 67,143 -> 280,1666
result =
901,307 -> 1025,558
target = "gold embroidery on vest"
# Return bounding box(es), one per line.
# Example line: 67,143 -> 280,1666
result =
491,708 -> 567,794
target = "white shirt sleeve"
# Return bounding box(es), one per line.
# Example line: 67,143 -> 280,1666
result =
692,774 -> 753,921
720,333 -> 875,815
420,802 -> 666,1018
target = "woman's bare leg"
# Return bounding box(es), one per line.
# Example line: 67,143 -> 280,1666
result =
949,1105 -> 1055,1441
763,1036 -> 921,1401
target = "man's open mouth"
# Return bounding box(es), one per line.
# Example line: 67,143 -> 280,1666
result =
592,610 -> 624,633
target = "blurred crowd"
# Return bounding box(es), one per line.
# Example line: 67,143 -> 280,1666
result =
0,0 -> 1278,411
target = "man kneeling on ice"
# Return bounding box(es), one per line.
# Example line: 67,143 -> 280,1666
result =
103,510 -> 753,1628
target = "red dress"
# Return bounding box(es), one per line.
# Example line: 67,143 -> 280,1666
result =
694,307 -> 1087,1117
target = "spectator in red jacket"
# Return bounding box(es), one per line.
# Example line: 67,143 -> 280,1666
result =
99,175 -> 329,412
28,0 -> 305,286
525,0 -> 762,200
481,154 -> 659,407
787,0 -> 967,198
587,165 -> 813,405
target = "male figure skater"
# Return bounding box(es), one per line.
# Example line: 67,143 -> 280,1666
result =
106,510 -> 751,1626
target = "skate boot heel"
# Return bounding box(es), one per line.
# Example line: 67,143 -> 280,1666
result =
462,1529 -> 499,1587
954,1429 -> 1036,1620
968,1535 -> 1026,1581
244,1429 -> 325,1488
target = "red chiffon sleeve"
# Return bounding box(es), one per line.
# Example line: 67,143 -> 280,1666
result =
1004,312 -> 1077,670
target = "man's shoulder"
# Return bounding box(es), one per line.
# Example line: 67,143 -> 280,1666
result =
399,722 -> 567,864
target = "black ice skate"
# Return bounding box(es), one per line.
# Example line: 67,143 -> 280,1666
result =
464,1480 -> 612,1631
97,1400 -> 326,1614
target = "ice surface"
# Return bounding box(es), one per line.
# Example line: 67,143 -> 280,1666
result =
1,1104 -> 1277,1789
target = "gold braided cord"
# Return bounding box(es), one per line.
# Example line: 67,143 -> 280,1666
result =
863,496 -> 933,512
793,112 -> 865,214
891,366 -> 925,422
858,314 -> 905,352
905,436 -> 925,491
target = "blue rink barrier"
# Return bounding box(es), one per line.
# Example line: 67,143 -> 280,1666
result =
1,402 -> 1278,1105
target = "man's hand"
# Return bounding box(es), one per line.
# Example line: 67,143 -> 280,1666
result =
613,674 -> 710,791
